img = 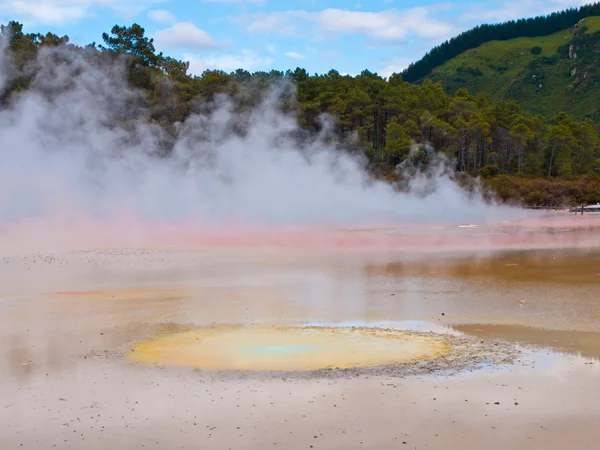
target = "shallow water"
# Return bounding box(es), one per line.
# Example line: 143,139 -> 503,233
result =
1,244 -> 600,376
453,323 -> 600,361
2,218 -> 600,449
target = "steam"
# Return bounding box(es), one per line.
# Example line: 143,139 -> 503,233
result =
0,45 -> 523,233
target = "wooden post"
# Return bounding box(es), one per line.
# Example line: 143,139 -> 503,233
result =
582,202 -> 585,216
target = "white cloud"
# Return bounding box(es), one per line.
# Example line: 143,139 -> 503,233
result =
265,44 -> 276,53
4,0 -> 94,24
0,0 -> 162,25
147,9 -> 176,24
317,8 -> 453,41
460,0 -> 591,24
284,51 -> 305,60
380,56 -> 413,78
240,6 -> 454,43
242,11 -> 311,36
154,22 -> 220,51
184,50 -> 273,74
239,1 -> 590,44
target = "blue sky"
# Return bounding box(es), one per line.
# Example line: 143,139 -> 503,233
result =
0,0 -> 593,77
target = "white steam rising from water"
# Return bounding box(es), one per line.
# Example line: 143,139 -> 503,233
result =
0,46 -> 520,228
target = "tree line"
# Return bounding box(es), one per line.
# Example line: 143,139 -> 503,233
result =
402,2 -> 600,82
1,21 -> 600,204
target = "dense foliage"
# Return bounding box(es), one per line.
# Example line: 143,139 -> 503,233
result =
410,16 -> 600,135
1,21 -> 600,206
402,2 -> 600,82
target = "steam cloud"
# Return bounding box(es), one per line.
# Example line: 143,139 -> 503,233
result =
0,45 -> 522,233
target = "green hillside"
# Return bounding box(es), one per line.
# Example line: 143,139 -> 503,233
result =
425,17 -> 600,124
2,19 -> 600,206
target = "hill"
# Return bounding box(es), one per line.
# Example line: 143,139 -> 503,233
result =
401,2 -> 600,82
1,20 -> 600,207
422,17 -> 600,124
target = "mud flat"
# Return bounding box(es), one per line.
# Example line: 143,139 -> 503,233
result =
1,216 -> 600,449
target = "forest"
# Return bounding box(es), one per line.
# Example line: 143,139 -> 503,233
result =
1,20 -> 600,206
402,1 -> 600,82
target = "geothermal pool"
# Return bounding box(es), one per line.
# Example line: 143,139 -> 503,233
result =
1,216 -> 600,449
129,325 -> 448,371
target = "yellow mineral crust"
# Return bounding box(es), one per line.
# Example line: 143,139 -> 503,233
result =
128,325 -> 450,371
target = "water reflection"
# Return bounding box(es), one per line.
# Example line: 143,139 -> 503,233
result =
453,324 -> 600,361
367,249 -> 600,284
2,247 -> 600,381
